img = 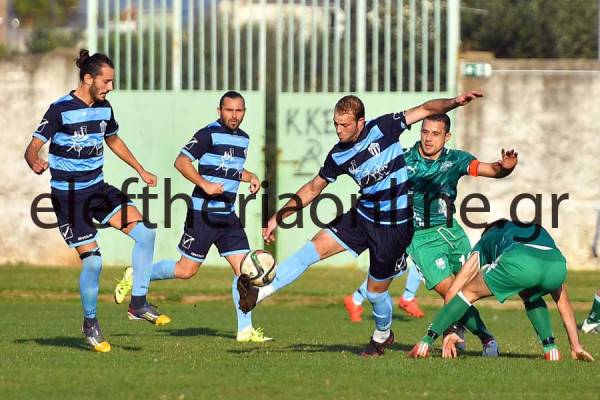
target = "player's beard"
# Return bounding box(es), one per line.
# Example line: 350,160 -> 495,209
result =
89,84 -> 106,103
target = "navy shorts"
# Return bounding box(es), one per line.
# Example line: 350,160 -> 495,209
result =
177,210 -> 250,263
51,182 -> 134,248
325,209 -> 414,280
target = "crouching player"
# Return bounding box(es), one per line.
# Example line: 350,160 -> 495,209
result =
409,219 -> 594,361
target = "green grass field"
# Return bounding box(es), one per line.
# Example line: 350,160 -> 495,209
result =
1,265 -> 599,400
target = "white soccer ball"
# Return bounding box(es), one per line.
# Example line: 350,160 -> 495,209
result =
240,250 -> 278,287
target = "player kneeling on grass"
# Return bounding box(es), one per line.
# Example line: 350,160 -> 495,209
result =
409,219 -> 594,362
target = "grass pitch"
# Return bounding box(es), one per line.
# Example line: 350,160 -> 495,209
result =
1,265 -> 599,400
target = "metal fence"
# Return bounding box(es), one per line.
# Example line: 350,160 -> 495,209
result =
87,0 -> 458,93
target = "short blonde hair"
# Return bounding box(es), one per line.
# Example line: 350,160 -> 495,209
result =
334,95 -> 365,121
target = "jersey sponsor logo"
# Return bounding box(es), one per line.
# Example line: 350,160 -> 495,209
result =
60,223 -> 73,240
36,119 -> 49,133
361,162 -> 390,186
440,161 -> 453,172
406,165 -> 417,175
435,257 -> 446,269
395,255 -> 408,273
77,233 -> 93,241
185,137 -> 198,150
368,142 -> 381,157
216,147 -> 243,177
348,160 -> 359,175
181,233 -> 195,249
68,126 -> 88,157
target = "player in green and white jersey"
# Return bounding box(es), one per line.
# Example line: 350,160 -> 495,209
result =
344,114 -> 518,356
409,219 -> 595,362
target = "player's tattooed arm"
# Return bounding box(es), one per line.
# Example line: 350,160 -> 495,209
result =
241,169 -> 261,194
24,137 -> 49,175
174,154 -> 224,196
477,149 -> 519,178
404,90 -> 483,126
105,135 -> 157,186
262,175 -> 329,244
551,286 -> 595,362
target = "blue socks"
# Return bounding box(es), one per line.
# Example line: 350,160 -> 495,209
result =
352,279 -> 368,305
150,259 -> 176,281
366,290 -> 393,331
233,276 -> 252,332
403,263 -> 422,300
80,248 -> 102,319
128,223 -> 156,297
271,241 -> 321,291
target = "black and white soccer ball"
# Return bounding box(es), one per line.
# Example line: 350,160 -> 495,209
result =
240,250 -> 278,287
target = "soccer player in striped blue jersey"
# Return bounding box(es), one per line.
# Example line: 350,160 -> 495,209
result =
24,49 -> 169,352
237,91 -> 482,356
114,91 -> 271,342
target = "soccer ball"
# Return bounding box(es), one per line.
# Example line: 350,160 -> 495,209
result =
240,250 -> 278,287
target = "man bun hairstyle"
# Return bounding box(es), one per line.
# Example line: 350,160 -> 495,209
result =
76,49 -> 114,81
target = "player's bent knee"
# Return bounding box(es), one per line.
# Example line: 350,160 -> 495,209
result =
366,289 -> 387,304
129,222 -> 156,245
80,248 -> 102,271
176,263 -> 201,279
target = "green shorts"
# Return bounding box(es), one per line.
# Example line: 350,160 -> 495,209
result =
408,220 -> 471,290
482,244 -> 567,303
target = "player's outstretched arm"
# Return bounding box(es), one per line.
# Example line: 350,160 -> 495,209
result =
241,169 -> 261,194
444,252 -> 480,303
551,285 -> 595,362
24,138 -> 49,175
263,175 -> 329,244
173,154 -> 224,196
404,90 -> 483,126
477,149 -> 519,178
105,135 -> 157,186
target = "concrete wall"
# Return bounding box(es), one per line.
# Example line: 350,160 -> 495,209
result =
455,57 -> 600,269
1,50 -> 80,265
2,51 -> 599,268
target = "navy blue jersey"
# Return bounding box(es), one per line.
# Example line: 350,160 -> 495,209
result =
32,92 -> 119,191
180,120 -> 249,214
319,112 -> 410,224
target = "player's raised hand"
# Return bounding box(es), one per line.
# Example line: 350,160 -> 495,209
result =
455,90 -> 483,106
31,158 -> 49,175
204,181 -> 225,196
139,169 -> 157,187
262,217 -> 278,244
499,148 -> 518,170
442,333 -> 464,359
572,347 -> 595,362
248,174 -> 261,194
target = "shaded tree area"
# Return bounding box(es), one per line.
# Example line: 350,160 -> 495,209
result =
461,0 -> 599,58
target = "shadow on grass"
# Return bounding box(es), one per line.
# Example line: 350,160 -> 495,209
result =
14,337 -> 142,352
160,326 -> 234,340
228,340 -> 541,360
227,340 -> 416,355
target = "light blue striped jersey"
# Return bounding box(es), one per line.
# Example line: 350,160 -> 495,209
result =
180,120 -> 250,214
32,91 -> 119,191
319,112 -> 411,225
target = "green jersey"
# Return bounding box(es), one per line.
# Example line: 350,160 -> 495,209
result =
473,221 -> 559,267
405,142 -> 477,230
